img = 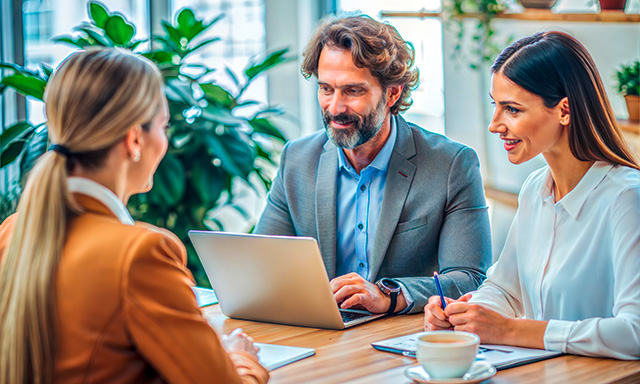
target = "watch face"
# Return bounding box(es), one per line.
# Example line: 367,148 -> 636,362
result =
379,278 -> 400,293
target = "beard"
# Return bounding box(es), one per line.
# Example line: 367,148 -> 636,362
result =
322,94 -> 388,149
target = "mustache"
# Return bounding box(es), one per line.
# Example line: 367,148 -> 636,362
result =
323,112 -> 360,125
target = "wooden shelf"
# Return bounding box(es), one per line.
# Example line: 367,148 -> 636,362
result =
619,119 -> 640,134
381,9 -> 640,23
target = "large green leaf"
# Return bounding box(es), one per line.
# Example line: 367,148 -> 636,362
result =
200,83 -> 235,109
144,49 -> 175,65
0,63 -> 41,78
176,9 -> 197,36
190,158 -> 225,207
89,1 -> 109,29
248,117 -> 286,142
202,132 -> 247,178
54,35 -> 94,48
0,140 -> 26,168
244,48 -> 289,81
19,127 -> 48,181
0,74 -> 47,101
0,122 -> 34,153
200,105 -> 244,126
104,14 -> 135,46
255,142 -> 277,166
161,21 -> 184,49
150,153 -> 186,207
165,79 -> 197,105
219,131 -> 256,177
77,26 -> 113,46
175,9 -> 216,43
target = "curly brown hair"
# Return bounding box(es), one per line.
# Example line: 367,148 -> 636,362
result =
302,14 -> 420,116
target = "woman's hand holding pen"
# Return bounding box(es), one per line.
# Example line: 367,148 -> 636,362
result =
424,294 -> 470,331
424,294 -> 527,346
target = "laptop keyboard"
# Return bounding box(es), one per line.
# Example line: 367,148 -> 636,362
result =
340,310 -> 371,323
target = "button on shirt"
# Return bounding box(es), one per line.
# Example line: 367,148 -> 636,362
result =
469,162 -> 640,359
335,119 -> 397,281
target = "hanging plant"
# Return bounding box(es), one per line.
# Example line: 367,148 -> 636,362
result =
442,0 -> 512,70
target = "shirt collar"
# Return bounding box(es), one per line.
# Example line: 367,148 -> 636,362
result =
337,116 -> 397,173
539,161 -> 614,218
67,177 -> 135,225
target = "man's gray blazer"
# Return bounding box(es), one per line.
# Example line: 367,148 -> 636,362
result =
255,115 -> 492,313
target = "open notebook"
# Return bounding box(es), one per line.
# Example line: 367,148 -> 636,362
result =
256,343 -> 315,370
372,332 -> 562,370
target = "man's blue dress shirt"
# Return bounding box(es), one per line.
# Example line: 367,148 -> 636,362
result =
335,119 -> 397,281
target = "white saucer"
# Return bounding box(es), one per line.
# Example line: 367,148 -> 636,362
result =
403,361 -> 496,383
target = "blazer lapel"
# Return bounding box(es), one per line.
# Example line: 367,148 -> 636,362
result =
370,116 -> 416,281
316,140 -> 339,278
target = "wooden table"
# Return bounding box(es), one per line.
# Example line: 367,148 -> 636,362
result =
202,305 -> 640,384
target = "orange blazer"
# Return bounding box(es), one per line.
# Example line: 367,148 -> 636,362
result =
0,195 -> 268,384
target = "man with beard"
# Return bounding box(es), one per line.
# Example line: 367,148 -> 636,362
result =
254,15 -> 492,315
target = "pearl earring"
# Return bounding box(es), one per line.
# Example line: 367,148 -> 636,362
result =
133,151 -> 141,162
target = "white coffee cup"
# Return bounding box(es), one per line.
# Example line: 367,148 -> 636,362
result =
416,330 -> 480,379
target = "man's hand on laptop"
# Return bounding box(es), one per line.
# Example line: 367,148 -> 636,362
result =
221,328 -> 260,358
330,273 -> 408,314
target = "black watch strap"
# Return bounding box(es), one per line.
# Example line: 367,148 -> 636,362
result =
387,291 -> 398,315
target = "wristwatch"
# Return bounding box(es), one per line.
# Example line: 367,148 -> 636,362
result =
375,278 -> 401,315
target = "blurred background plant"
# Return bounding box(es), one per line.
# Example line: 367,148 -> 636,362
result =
615,59 -> 640,97
0,1 -> 288,286
615,59 -> 640,121
442,0 -> 512,69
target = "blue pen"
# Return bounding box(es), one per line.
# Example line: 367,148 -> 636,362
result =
433,272 -> 446,309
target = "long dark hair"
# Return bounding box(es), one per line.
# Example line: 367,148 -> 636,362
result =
491,31 -> 638,170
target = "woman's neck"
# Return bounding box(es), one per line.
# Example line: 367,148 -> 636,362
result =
543,149 -> 594,203
69,160 -> 130,204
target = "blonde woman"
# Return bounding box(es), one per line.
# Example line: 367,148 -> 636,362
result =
0,49 -> 269,383
424,32 -> 640,359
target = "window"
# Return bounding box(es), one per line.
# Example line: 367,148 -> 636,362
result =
337,0 -> 445,135
23,0 -> 53,44
22,0 -> 150,125
170,0 -> 267,108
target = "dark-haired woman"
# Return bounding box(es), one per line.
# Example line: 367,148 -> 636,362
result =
0,48 -> 268,383
424,31 -> 640,360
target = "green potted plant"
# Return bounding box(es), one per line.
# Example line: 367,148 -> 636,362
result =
0,2 -> 289,285
615,59 -> 639,122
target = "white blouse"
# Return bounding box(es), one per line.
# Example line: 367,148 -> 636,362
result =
67,177 -> 134,225
470,162 -> 640,359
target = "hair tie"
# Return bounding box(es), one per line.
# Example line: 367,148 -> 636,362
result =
50,144 -> 72,158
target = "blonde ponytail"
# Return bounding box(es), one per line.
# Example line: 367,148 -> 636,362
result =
0,48 -> 164,384
0,151 -> 76,384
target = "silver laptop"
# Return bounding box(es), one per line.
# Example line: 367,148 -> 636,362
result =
188,231 -> 385,329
